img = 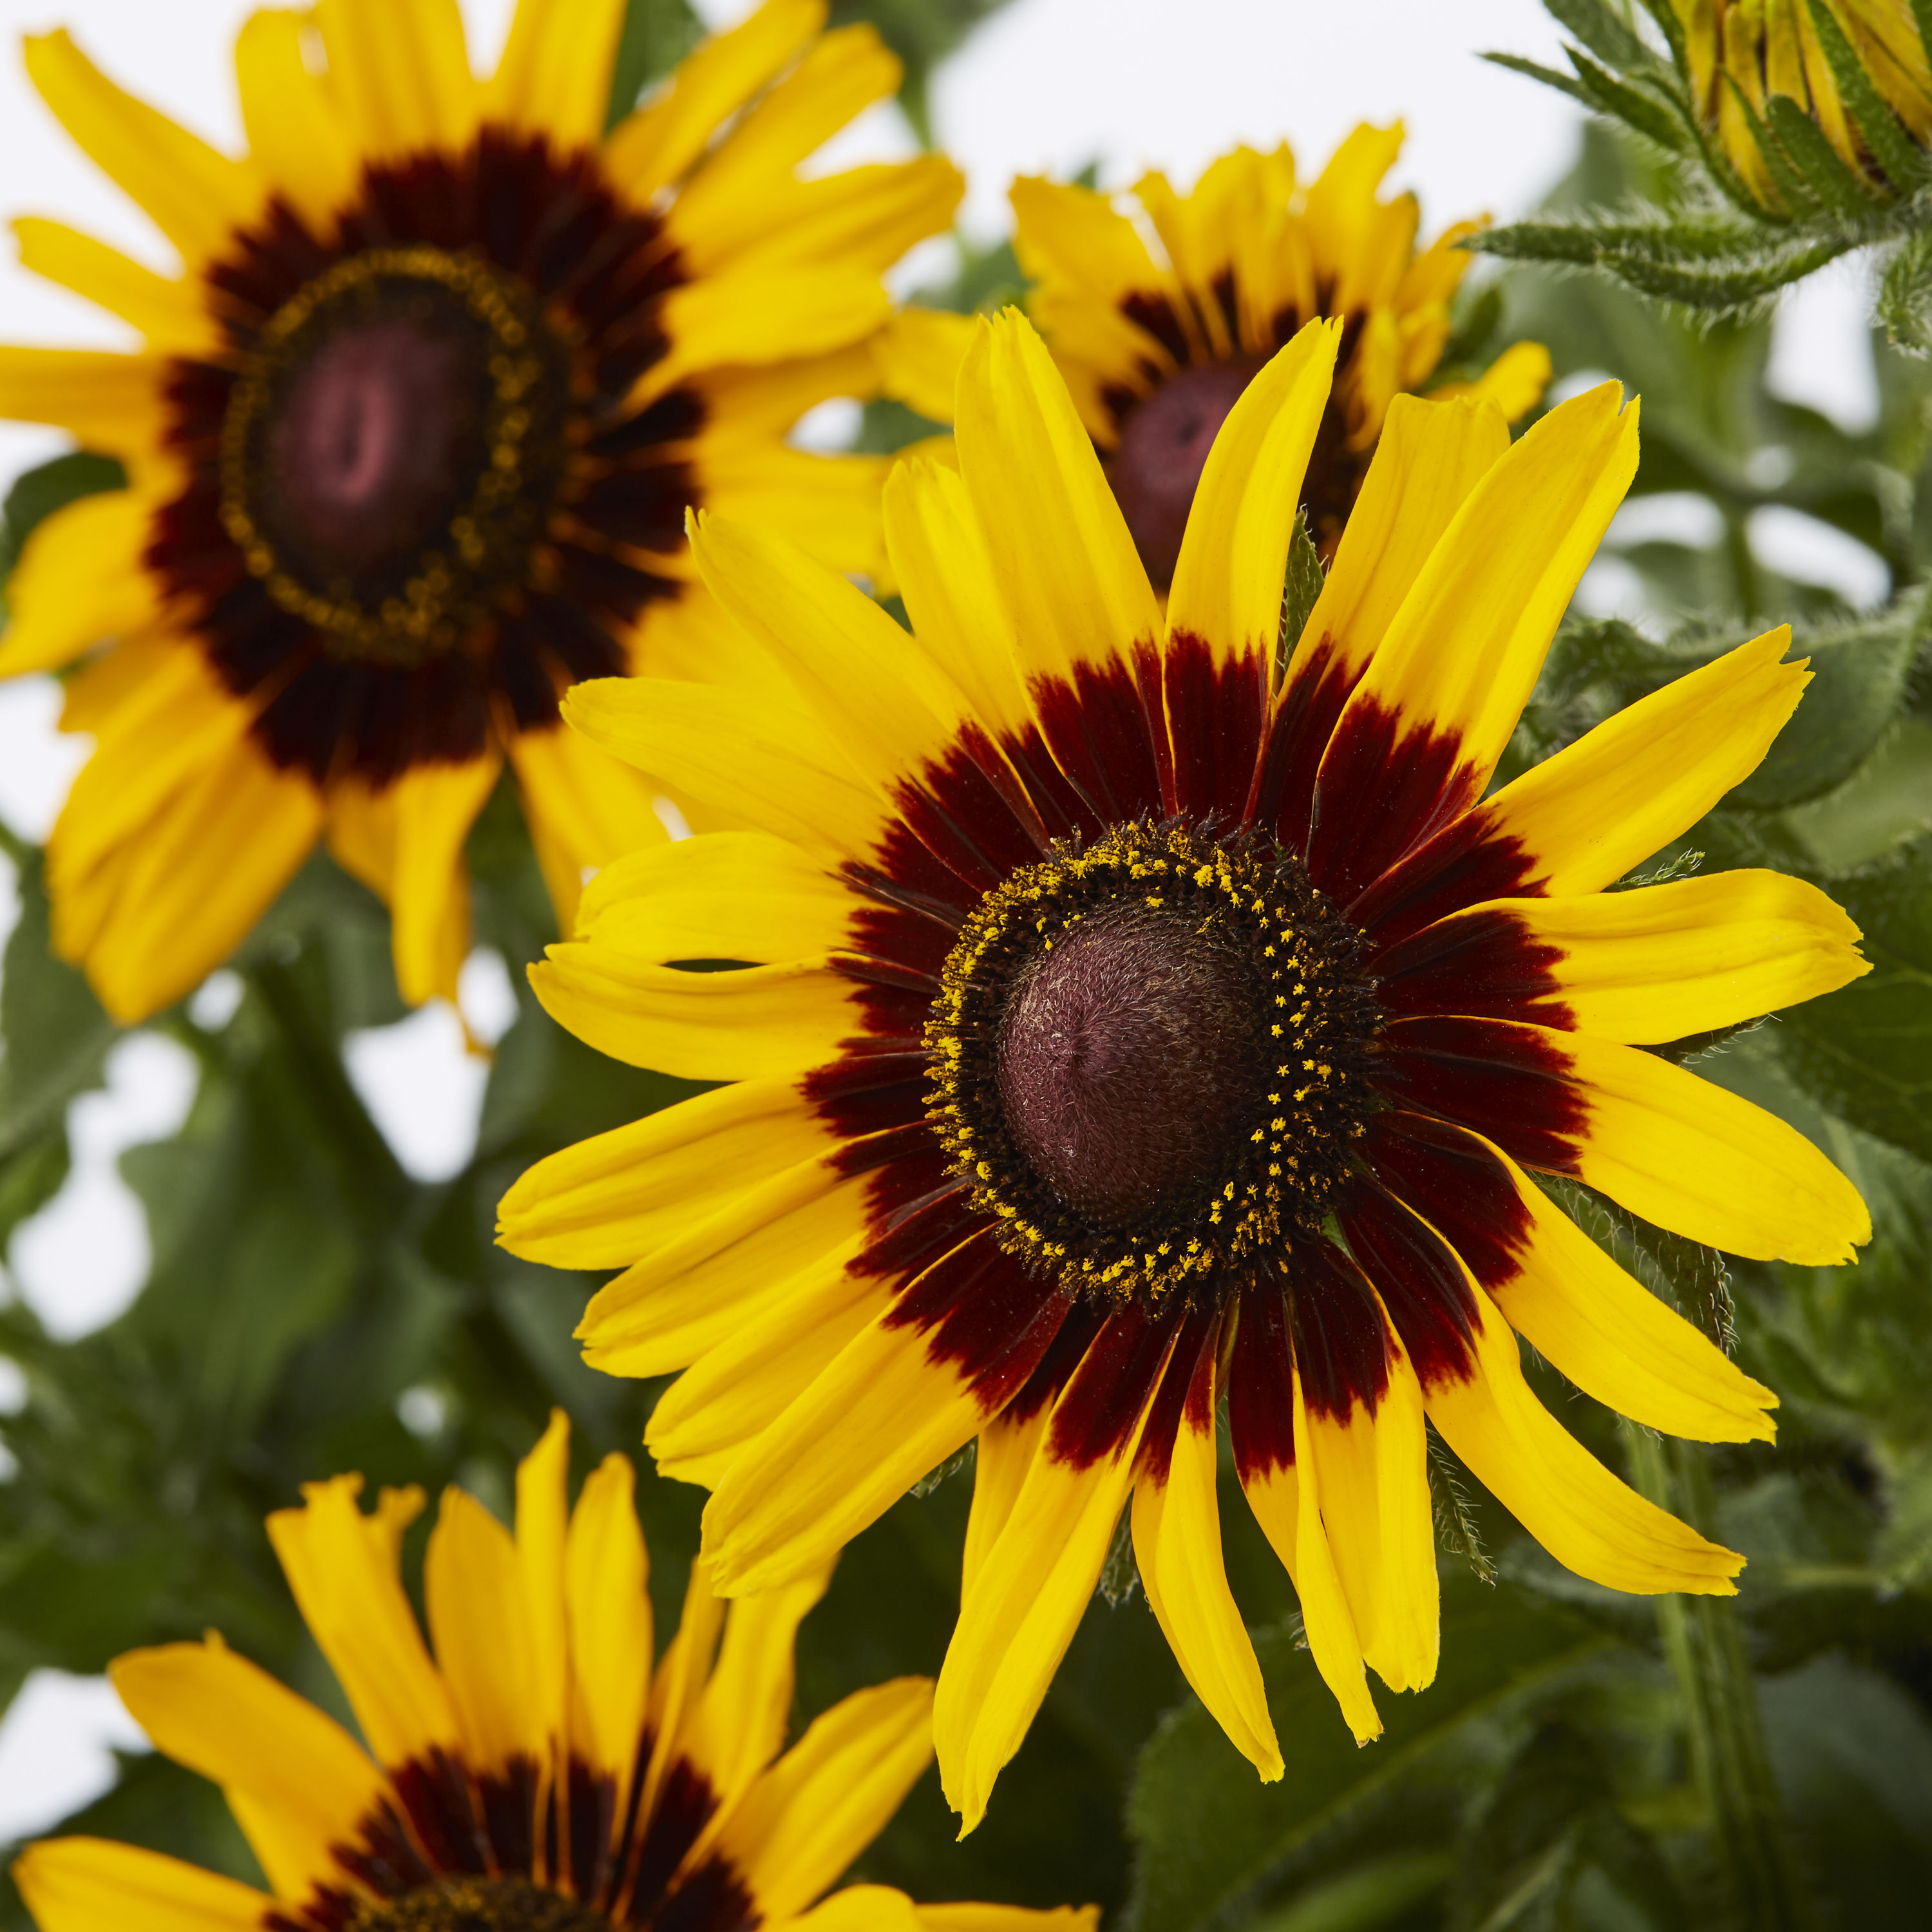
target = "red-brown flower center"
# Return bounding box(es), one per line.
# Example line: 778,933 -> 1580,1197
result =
996,903 -> 1268,1233
350,1877 -> 612,1932
1106,359 -> 1260,589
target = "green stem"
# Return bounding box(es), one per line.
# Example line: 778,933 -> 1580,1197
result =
249,956 -> 410,1217
1626,1428 -> 1813,1931
1725,506 -> 1763,620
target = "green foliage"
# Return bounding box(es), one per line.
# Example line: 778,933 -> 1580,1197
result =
1478,1 -> 1932,331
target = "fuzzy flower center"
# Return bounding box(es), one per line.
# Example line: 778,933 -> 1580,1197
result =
220,245 -> 573,667
929,819 -> 1381,1308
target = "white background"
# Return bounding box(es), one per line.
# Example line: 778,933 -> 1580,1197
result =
0,0 -> 1883,1846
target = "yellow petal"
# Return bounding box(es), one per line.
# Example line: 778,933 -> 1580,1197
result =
487,0 -> 627,149
688,511 -> 974,798
646,1244 -> 880,1493
682,1563 -> 832,1815
1302,122 -> 1405,292
1130,1331 -> 1283,1781
531,946 -> 856,1081
936,1320 -> 1181,1833
699,1290 -> 990,1593
565,1454 -> 653,1799
562,677 -> 887,866
1468,340 -> 1552,421
1447,1124 -> 1777,1443
1166,319 -> 1340,668
963,1406 -> 1050,1600
312,0 -> 477,164
386,754 -> 501,1009
24,31 -> 261,263
425,1487 -> 542,1776
233,10 -> 359,231
873,308 -> 978,424
497,1075 -> 831,1269
700,445 -> 893,583
1425,1287 -> 1744,1595
720,1677 -> 935,1920
882,457 -> 1035,746
654,267 -> 892,391
265,1475 -> 460,1768
515,1411 -> 571,1761
573,830 -> 851,960
918,1907 -> 1101,1932
109,1637 -> 386,1902
1240,1380 -> 1383,1745
510,721 -> 668,939
0,345 -> 171,450
956,311 -> 1160,696
0,488 -> 164,676
1312,383 -> 1638,888
580,1159 -> 869,1379
1473,629 -> 1809,896
1407,869 -> 1868,1043
1557,1025 -> 1871,1266
14,1840 -> 269,1932
604,0 -> 826,201
12,218 -> 213,353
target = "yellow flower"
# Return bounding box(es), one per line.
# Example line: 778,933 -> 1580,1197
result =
498,309 -> 1872,1828
15,1411 -> 1092,1932
876,128 -> 1549,582
0,0 -> 960,1023
1675,0 -> 1932,204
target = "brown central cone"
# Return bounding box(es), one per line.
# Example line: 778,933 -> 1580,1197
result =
267,312 -> 488,583
351,1879 -> 611,1932
994,902 -> 1268,1234
1106,359 -> 1260,590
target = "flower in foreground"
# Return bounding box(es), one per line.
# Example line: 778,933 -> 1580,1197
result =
15,1412 -> 1090,1932
878,127 -> 1549,583
0,0 -> 958,1021
498,310 -> 1870,1828
1676,0 -> 1931,205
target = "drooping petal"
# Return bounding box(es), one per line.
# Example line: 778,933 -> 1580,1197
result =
1364,1110 -> 1777,1444
385,753 -> 502,1009
1425,1285 -> 1745,1596
1130,1318 -> 1282,1780
0,489 -> 166,676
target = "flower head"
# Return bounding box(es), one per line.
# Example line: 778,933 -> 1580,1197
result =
498,310 -> 1870,1828
15,1412 -> 1090,1932
0,0 -> 960,1021
1676,0 -> 1932,205
878,129 -> 1549,582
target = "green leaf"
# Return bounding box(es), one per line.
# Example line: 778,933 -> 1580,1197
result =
1766,92 -> 1886,215
1568,48 -> 1696,158
1482,50 -> 1598,113
0,844 -> 117,1163
605,0 -> 703,133
1777,829 -> 1932,1162
1122,1583 -> 1613,1932
1803,0 -> 1931,196
1877,226 -> 1932,356
0,451 -> 124,590
1278,510 -> 1323,676
1443,1721 -> 1686,1932
1544,0 -> 1653,73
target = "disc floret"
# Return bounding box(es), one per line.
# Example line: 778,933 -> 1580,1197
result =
927,817 -> 1379,1308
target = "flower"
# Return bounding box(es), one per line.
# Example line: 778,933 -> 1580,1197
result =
876,129 -> 1549,583
497,310 -> 1871,1829
15,1410 -> 1093,1932
1675,0 -> 1932,205
0,0 -> 960,1022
